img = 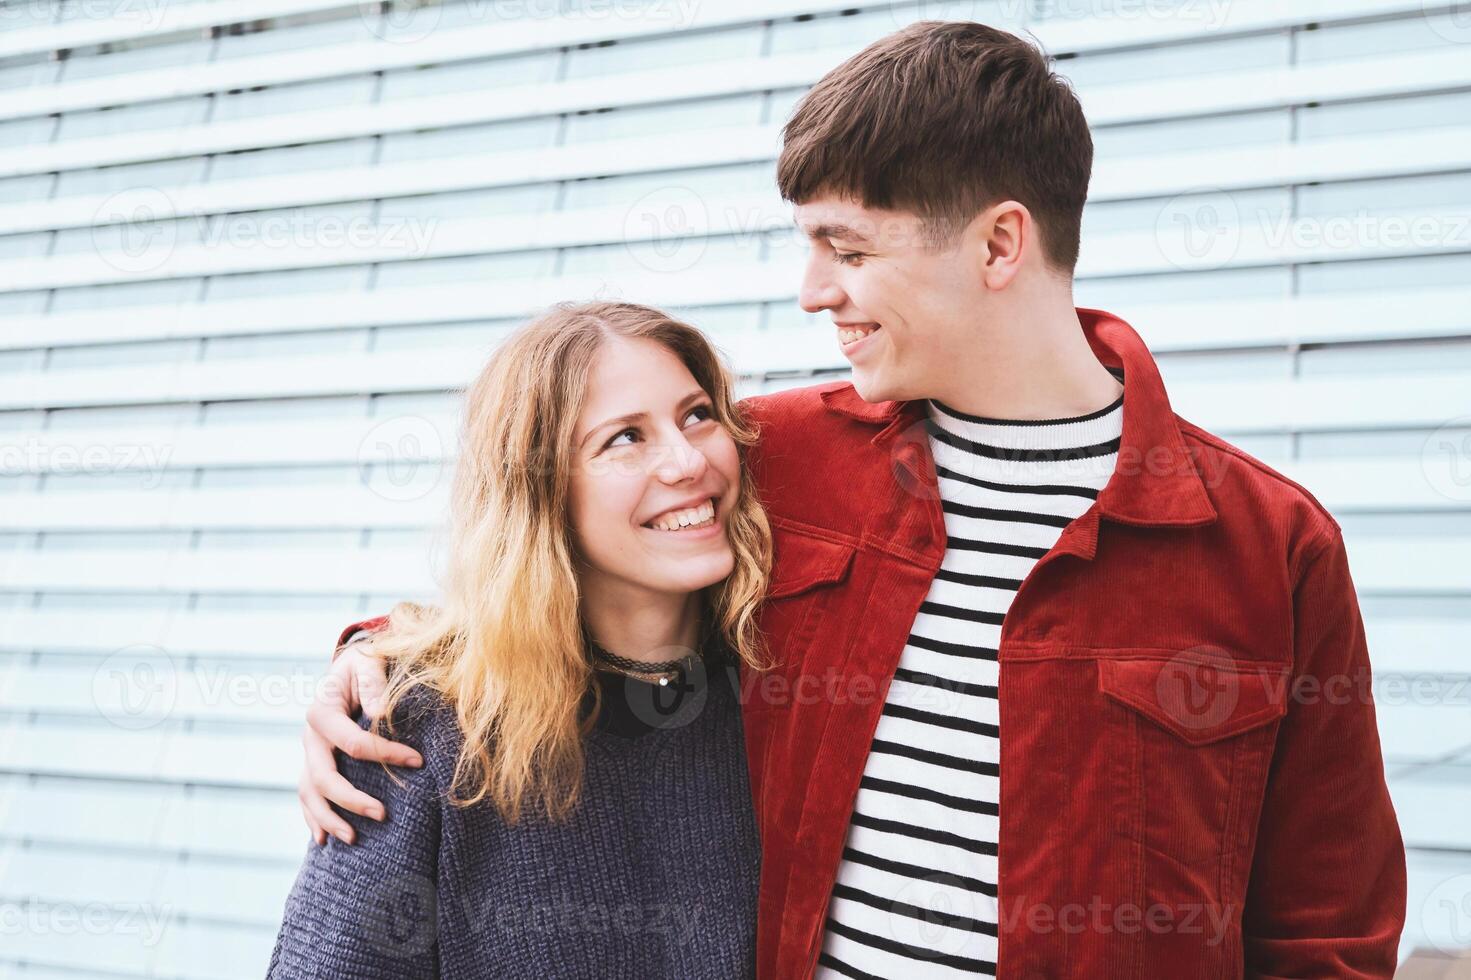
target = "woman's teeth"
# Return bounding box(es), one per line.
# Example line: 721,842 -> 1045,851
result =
643,498 -> 717,532
839,325 -> 879,345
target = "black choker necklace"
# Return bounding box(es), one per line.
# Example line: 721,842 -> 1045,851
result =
586,638 -> 701,687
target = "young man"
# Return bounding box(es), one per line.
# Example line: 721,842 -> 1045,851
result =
297,21 -> 1406,979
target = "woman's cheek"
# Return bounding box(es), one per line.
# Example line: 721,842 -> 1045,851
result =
705,430 -> 741,482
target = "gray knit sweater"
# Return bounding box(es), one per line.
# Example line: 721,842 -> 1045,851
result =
267,648 -> 760,979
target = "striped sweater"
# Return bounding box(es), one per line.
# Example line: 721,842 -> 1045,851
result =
816,371 -> 1125,979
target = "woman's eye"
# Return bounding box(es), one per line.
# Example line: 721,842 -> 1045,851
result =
603,405 -> 713,450
606,428 -> 639,449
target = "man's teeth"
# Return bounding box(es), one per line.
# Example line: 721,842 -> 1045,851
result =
839,325 -> 879,345
644,499 -> 717,531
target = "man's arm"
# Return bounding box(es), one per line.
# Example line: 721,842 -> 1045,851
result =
300,616 -> 417,845
1241,523 -> 1407,977
272,699 -> 444,977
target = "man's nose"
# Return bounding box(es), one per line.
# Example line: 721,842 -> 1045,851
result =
798,250 -> 845,314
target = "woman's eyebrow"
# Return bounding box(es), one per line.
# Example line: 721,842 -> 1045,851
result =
578,389 -> 708,449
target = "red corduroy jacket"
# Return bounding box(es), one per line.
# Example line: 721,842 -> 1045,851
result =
335,307 -> 1406,979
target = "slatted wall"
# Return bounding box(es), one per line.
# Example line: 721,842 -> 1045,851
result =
0,0 -> 1468,974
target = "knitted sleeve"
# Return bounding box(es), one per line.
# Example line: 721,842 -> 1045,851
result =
267,690 -> 453,978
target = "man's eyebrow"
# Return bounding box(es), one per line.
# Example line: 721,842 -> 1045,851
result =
577,389 -> 708,450
796,221 -> 874,245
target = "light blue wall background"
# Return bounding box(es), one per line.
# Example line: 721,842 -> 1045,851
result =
1,0 -> 1469,975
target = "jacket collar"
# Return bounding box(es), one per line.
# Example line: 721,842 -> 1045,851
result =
818,306 -> 1218,529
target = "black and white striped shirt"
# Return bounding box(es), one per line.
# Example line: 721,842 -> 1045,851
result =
815,375 -> 1125,979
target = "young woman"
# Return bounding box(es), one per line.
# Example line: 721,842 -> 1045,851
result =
268,301 -> 772,978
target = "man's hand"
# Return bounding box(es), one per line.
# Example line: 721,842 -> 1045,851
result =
299,638 -> 422,845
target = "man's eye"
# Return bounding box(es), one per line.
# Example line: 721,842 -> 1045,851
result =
832,250 -> 864,265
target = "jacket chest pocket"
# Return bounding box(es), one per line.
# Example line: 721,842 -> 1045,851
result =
1096,650 -> 1291,905
753,520 -> 857,697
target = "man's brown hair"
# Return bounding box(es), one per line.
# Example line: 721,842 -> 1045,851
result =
776,20 -> 1093,273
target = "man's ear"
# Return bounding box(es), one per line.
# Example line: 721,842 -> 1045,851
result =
979,199 -> 1029,290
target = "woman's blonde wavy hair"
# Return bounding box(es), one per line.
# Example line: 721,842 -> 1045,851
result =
368,301 -> 772,823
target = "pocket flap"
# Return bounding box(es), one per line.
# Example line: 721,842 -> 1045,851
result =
1097,653 -> 1291,746
767,523 -> 857,599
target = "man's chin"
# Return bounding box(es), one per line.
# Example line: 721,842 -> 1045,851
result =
849,370 -> 898,404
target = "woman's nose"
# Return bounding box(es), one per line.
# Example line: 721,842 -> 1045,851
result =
651,437 -> 708,484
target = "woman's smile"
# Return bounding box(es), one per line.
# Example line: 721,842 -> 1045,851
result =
639,496 -> 723,539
